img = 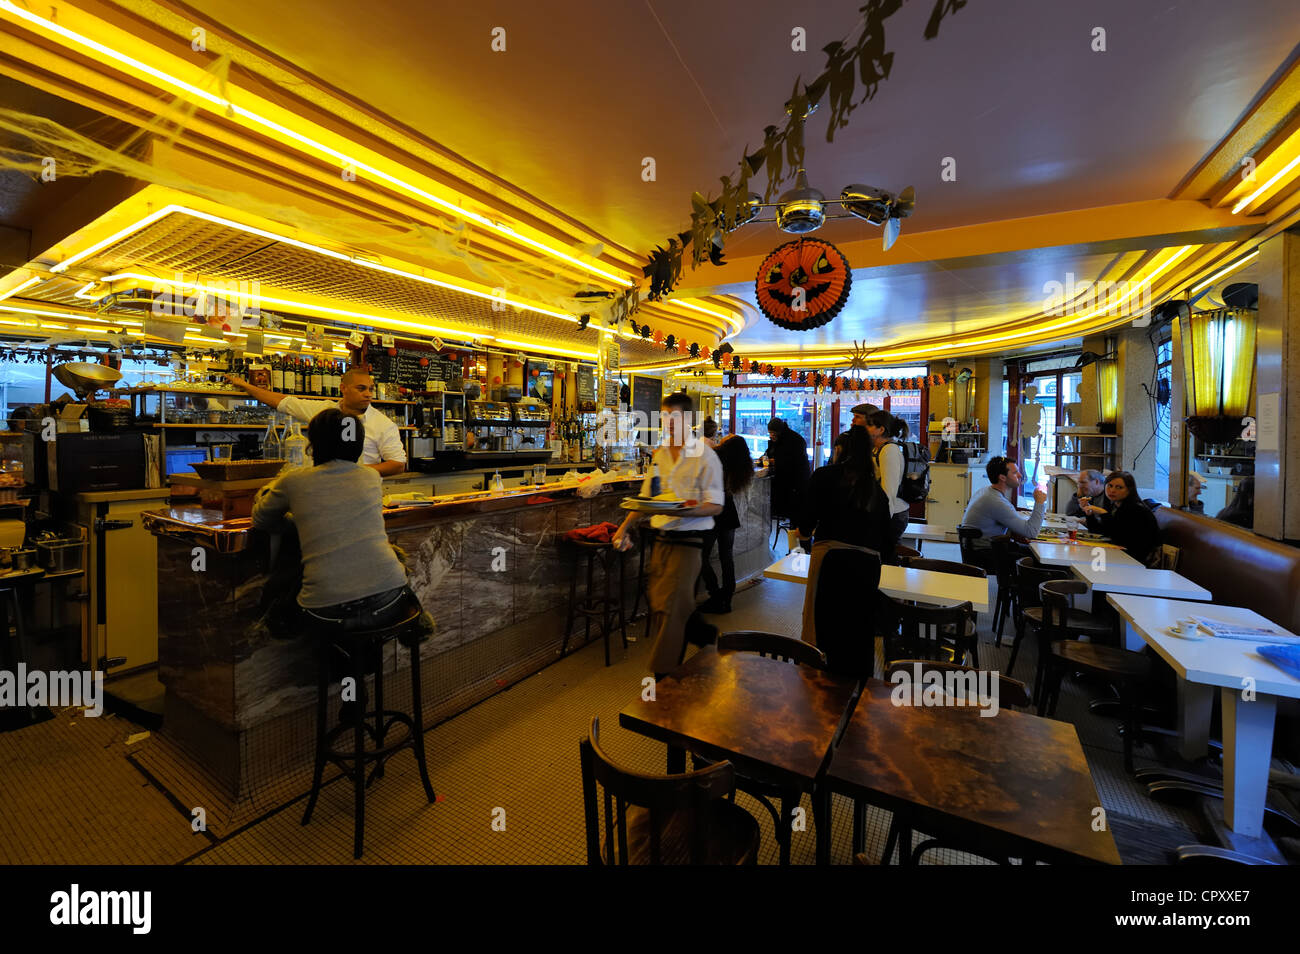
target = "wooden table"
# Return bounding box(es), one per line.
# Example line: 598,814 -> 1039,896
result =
1029,540 -> 1142,569
824,683 -> 1121,864
1070,564 -> 1211,601
1108,593 -> 1300,839
619,645 -> 860,864
763,551 -> 990,613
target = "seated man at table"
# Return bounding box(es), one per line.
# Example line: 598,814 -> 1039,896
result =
961,456 -> 1047,545
1065,469 -> 1109,519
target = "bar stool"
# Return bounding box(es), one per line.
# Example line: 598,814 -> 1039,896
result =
0,584 -> 36,726
561,540 -> 629,666
301,604 -> 436,858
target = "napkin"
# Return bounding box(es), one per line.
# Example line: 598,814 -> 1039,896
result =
1256,644 -> 1300,681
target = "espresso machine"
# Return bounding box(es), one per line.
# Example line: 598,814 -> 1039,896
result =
467,400 -> 514,454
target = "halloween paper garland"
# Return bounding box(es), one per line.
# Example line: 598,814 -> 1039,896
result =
754,238 -> 852,331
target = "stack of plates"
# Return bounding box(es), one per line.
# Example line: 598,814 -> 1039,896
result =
620,496 -> 685,512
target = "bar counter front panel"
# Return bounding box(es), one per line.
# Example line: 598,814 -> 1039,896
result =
140,470 -> 774,820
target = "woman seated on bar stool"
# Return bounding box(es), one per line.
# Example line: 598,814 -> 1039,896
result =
1079,470 -> 1160,566
252,408 -> 428,717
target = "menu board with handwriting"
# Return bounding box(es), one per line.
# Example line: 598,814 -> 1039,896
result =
366,343 -> 457,390
576,365 -> 596,405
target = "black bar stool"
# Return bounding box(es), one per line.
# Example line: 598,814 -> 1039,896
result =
561,540 -> 629,666
301,604 -> 436,858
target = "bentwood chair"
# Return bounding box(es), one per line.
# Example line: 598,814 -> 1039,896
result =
989,535 -> 1019,645
898,557 -> 986,665
693,633 -> 829,864
1037,581 -> 1152,774
872,660 -> 1032,864
957,525 -> 994,574
881,594 -> 976,668
580,718 -> 759,865
895,543 -> 922,562
1006,557 -> 1069,678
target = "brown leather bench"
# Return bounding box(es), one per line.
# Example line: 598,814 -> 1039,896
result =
1154,507 -> 1300,634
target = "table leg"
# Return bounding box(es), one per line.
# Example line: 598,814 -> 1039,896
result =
1123,620 -> 1144,653
666,744 -> 685,775
1219,687 -> 1277,839
814,786 -> 831,865
1176,680 -> 1213,761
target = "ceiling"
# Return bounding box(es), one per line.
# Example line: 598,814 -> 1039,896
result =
1,0 -> 1298,365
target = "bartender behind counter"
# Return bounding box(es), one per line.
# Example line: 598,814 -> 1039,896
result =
226,368 -> 407,475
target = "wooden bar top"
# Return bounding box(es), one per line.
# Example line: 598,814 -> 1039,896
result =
828,683 -> 1121,865
620,646 -> 860,789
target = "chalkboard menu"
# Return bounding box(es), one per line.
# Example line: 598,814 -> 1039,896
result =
632,375 -> 663,424
365,342 -> 457,390
576,366 -> 596,405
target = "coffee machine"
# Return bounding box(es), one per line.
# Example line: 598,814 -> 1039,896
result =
467,400 -> 514,453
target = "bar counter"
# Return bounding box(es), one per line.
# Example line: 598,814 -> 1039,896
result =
138,468 -> 774,831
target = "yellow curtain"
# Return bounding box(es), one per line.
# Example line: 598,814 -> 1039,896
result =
1181,308 -> 1256,417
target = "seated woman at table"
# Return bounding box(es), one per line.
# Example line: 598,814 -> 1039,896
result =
1079,470 -> 1160,566
796,427 -> 894,561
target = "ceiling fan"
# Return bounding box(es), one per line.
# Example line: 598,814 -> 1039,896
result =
722,168 -> 915,250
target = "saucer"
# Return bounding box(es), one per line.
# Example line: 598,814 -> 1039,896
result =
1164,625 -> 1207,641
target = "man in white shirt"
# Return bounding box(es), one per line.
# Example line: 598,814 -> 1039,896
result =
613,392 -> 724,677
226,368 -> 407,476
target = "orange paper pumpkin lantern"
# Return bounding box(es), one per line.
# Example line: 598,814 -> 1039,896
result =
755,238 -> 852,332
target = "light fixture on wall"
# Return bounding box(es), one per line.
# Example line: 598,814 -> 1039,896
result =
1181,287 -> 1257,445
1074,346 -> 1119,429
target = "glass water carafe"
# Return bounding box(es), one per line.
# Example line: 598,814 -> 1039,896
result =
283,420 -> 308,470
262,416 -> 284,459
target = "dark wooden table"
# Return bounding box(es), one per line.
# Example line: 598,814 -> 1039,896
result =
619,645 -> 860,864
825,683 -> 1121,865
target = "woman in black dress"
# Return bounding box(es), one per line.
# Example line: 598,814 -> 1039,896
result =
699,435 -> 754,613
1080,470 -> 1160,566
796,427 -> 895,559
765,417 -> 810,524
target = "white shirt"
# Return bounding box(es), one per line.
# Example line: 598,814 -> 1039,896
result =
641,439 -> 724,532
873,442 -> 910,516
278,397 -> 407,466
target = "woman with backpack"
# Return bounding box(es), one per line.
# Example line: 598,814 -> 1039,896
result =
796,426 -> 895,559
865,409 -> 912,551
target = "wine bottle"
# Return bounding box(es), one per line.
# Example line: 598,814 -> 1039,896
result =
314,359 -> 324,395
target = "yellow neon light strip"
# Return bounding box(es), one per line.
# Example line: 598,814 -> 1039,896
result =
0,276 -> 42,301
491,337 -> 598,360
49,206 -> 174,273
1232,154 -> 1300,214
1190,249 -> 1259,294
1,2 -> 631,287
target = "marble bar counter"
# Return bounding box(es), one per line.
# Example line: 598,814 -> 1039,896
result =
138,469 -> 773,829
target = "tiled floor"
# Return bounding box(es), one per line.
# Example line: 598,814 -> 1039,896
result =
1,542 -> 1279,865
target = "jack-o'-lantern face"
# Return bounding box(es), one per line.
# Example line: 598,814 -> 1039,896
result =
755,238 -> 852,331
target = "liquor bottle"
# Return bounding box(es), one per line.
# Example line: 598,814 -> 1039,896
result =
290,357 -> 302,394
270,355 -> 283,392
283,420 -> 308,470
306,358 -> 316,395
314,359 -> 324,396
282,356 -> 294,393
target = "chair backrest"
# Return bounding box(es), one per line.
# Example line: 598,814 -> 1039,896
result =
810,544 -> 882,678
904,557 -> 987,579
895,543 -> 922,561
1039,579 -> 1089,640
579,717 -> 737,865
886,659 -> 1031,709
989,535 -> 1019,586
718,631 -> 827,670
883,594 -> 974,661
1015,557 -> 1067,608
956,525 -> 983,565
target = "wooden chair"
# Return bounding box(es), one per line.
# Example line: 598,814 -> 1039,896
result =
897,558 -> 985,665
580,717 -> 760,865
895,543 -> 922,561
989,535 -> 1019,645
957,524 -> 995,574
1025,576 -> 1113,697
875,659 -> 1032,864
1006,557 -> 1069,678
702,633 -> 827,863
717,630 -> 827,669
881,594 -> 975,667
1037,581 -> 1152,774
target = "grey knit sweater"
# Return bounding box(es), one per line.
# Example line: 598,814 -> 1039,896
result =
251,460 -> 406,608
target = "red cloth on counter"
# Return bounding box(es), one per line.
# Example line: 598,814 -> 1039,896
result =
564,521 -> 621,544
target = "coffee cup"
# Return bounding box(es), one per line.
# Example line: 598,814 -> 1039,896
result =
1175,618 -> 1198,637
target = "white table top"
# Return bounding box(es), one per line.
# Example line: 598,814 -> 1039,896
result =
901,522 -> 955,542
763,552 -> 989,612
1029,540 -> 1142,568
1108,593 -> 1300,699
1070,564 -> 1212,601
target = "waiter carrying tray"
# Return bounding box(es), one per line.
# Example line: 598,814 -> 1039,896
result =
226,368 -> 407,476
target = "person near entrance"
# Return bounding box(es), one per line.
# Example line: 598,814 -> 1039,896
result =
962,455 -> 1048,544
226,368 -> 407,475
864,409 -> 912,550
612,392 -> 723,678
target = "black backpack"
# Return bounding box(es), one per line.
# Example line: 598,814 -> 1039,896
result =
895,439 -> 931,504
